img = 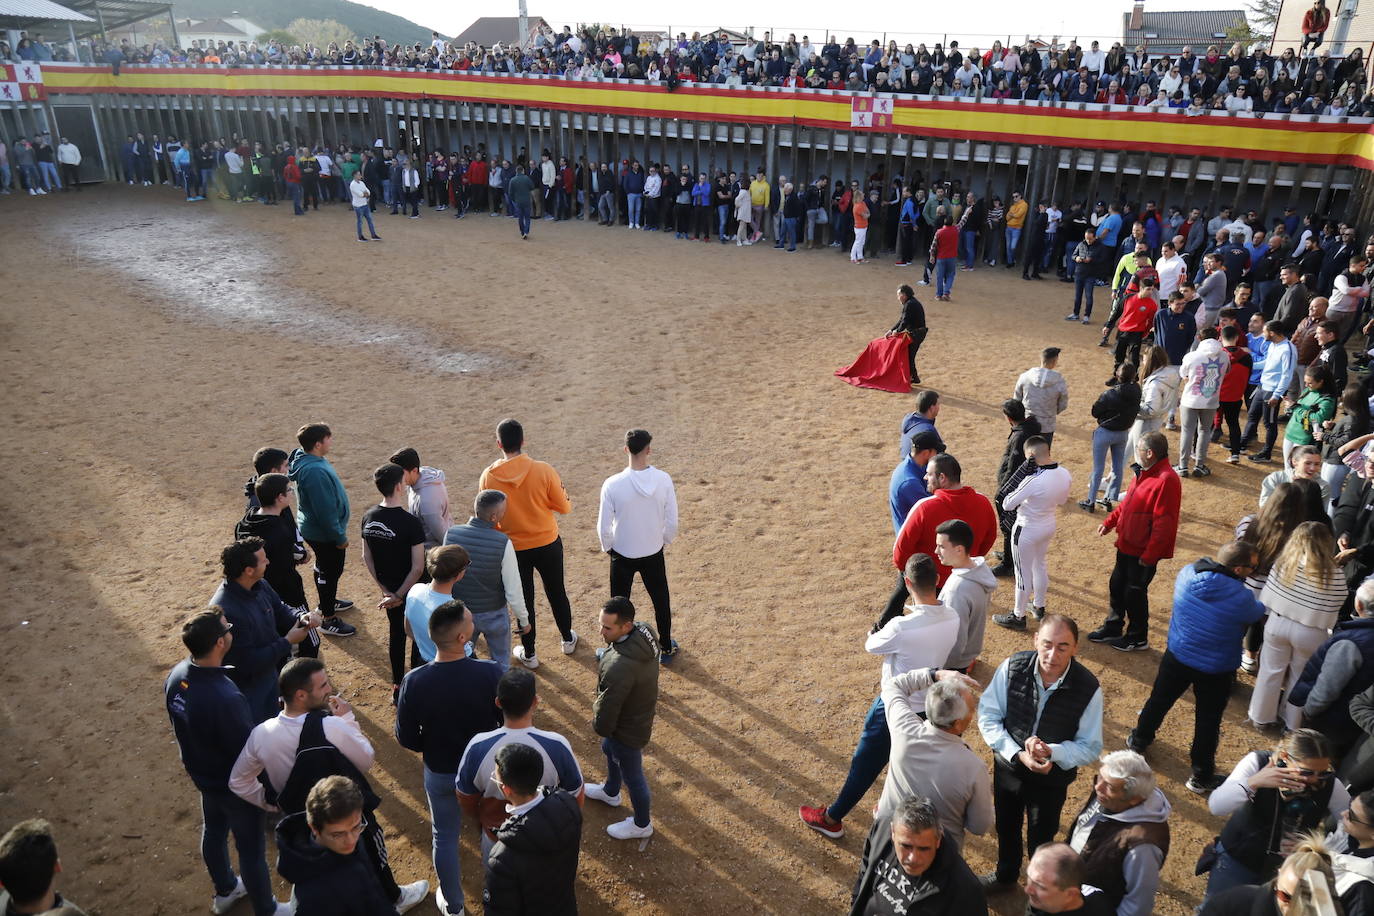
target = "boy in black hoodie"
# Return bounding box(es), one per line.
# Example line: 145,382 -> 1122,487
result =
277,776 -> 398,916
483,743 -> 582,916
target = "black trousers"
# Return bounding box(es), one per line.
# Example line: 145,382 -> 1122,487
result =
384,603 -> 422,685
306,540 -> 346,615
516,537 -> 574,654
609,549 -> 673,646
1242,387 -> 1282,455
60,162 -> 80,189
693,204 -> 712,238
906,328 -> 928,383
1219,399 -> 1244,455
898,223 -> 916,263
993,764 -> 1068,882
1131,648 -> 1232,779
1102,550 -> 1157,639
1114,330 -> 1145,371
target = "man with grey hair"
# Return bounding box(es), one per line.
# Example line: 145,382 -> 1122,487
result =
442,490 -> 530,670
1063,751 -> 1171,915
1287,576 -> 1374,759
877,666 -> 992,849
850,795 -> 987,915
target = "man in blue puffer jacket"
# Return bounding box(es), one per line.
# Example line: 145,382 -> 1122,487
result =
1126,541 -> 1265,795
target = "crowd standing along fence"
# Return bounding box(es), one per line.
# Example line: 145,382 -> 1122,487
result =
4,63 -> 1374,230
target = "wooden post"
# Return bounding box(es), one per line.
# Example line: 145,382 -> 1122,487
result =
1315,163 -> 1338,214
1232,157 -> 1254,214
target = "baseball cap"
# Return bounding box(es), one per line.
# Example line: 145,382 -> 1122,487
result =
909,430 -> 946,453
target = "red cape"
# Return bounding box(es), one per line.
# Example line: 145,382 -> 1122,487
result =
835,335 -> 911,393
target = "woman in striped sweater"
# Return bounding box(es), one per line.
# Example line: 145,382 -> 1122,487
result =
1248,521 -> 1351,729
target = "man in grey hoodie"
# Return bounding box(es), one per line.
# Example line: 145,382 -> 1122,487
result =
389,447 -> 453,551
1013,348 -> 1070,445
933,520 -> 997,673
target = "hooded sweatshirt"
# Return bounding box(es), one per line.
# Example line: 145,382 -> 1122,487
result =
1066,788 -> 1172,915
479,453 -> 571,551
1178,337 -> 1227,409
592,622 -> 659,748
1013,367 -> 1070,433
235,509 -> 309,608
597,466 -> 679,559
938,558 -> 998,670
288,449 -> 349,545
894,486 -> 999,586
483,787 -> 582,916
275,811 -> 396,916
407,466 -> 452,549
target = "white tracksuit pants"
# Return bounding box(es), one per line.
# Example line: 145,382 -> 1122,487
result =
1011,520 -> 1056,616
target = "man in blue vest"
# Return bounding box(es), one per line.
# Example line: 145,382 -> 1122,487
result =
443,490 -> 530,673
976,615 -> 1103,892
1288,578 -> 1374,758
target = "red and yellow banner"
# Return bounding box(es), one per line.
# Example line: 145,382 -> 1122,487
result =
38,64 -> 1374,169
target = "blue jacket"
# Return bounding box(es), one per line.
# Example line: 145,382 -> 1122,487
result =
622,169 -> 645,195
289,449 -> 350,544
165,659 -> 256,791
889,457 -> 931,534
690,180 -> 712,206
212,578 -> 299,722
898,411 -> 938,460
1166,559 -> 1266,673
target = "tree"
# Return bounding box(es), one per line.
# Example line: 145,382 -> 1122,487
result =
257,29 -> 299,46
1227,0 -> 1283,47
285,17 -> 354,50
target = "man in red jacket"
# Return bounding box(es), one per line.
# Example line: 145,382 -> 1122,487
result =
1088,431 -> 1181,652
888,454 -> 997,618
1113,276 -> 1159,376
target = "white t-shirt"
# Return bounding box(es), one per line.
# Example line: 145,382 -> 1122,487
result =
349,178 -> 370,208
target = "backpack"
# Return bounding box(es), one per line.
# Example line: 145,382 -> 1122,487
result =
276,710 -> 381,815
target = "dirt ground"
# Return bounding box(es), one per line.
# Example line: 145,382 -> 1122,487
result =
0,186 -> 1285,915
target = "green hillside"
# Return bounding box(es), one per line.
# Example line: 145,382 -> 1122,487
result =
173,0 -> 442,44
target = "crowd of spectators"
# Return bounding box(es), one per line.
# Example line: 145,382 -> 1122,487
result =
5,20 -> 1374,119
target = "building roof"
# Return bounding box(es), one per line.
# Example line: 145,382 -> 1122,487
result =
1122,8 -> 1247,51
182,17 -> 246,36
0,0 -> 94,23
453,16 -> 549,47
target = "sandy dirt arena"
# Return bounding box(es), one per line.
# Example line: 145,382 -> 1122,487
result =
0,186 -> 1288,915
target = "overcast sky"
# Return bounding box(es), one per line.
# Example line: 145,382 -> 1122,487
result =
358,0 -> 1252,46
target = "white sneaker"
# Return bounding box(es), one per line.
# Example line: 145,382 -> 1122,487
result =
561,630 -> 579,654
211,877 -> 248,914
584,782 -> 623,806
394,880 -> 429,914
271,903 -> 296,916
512,645 -> 540,670
607,817 -> 653,840
435,884 -> 465,916
28,188 -> 35,195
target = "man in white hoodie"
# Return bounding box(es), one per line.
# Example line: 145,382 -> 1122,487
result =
994,437 -> 1073,631
389,447 -> 453,551
934,519 -> 997,673
1177,328 -> 1228,477
1013,348 -> 1070,445
598,429 -> 680,661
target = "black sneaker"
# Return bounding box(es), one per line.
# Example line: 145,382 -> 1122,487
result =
1186,774 -> 1226,795
1105,635 -> 1148,652
1097,338 -> 1110,348
1087,626 -> 1119,643
1193,464 -> 1212,477
1248,452 -> 1273,463
993,612 -> 1027,631
1126,731 -> 1149,753
1030,605 -> 1046,620
660,640 -> 680,664
989,563 -> 1015,578
334,598 -> 355,611
978,873 -> 1017,893
320,616 -> 356,637
1077,498 -> 1096,512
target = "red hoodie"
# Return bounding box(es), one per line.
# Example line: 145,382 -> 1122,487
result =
893,486 -> 998,585
1220,345 -> 1253,402
1102,459 -> 1181,565
1117,294 -> 1159,334
283,156 -> 301,184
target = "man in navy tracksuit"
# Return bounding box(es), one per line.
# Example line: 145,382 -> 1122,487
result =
166,609 -> 289,916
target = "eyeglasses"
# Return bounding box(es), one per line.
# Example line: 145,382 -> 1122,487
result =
322,813 -> 367,842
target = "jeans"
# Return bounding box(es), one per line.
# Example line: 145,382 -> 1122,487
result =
1073,274 -> 1097,317
287,182 -> 303,214
200,789 -> 275,915
470,609 -> 512,673
38,160 -> 61,190
1088,427 -> 1129,501
514,201 -> 531,236
306,539 -> 346,615
805,207 -> 825,242
1005,226 -> 1022,264
601,737 -> 652,826
0,162 -> 10,189
935,258 -> 957,297
609,549 -> 672,647
598,191 -> 614,223
627,192 -> 643,226
718,204 -> 730,237
1132,648 -> 1233,779
1041,231 -> 1057,269
959,229 -> 978,267
782,217 -> 799,250
1322,461 -> 1352,514
423,767 -> 463,914
19,163 -> 39,188
1242,387 -> 1282,454
200,168 -> 215,196
1206,845 -> 1264,898
828,696 -> 890,821
516,536 -> 573,655
1103,549 -> 1158,640
355,205 -> 377,237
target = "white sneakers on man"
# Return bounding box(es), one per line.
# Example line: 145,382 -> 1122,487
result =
583,782 -> 622,806
606,818 -> 654,840
395,879 -> 430,914
561,630 -> 579,654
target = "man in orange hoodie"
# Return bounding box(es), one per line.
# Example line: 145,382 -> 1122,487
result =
882,454 -> 998,627
478,419 -> 575,669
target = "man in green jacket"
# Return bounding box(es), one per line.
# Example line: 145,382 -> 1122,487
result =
584,596 -> 659,841
289,422 -> 353,637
